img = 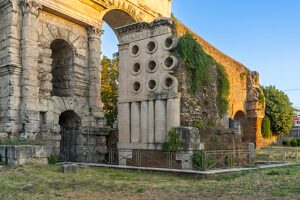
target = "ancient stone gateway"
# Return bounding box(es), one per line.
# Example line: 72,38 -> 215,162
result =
0,0 -> 267,164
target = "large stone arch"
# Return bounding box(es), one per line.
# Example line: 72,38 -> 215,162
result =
102,0 -> 146,23
38,20 -> 88,97
50,39 -> 75,97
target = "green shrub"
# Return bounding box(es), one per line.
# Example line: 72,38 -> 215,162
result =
290,139 -> 297,147
48,154 -> 58,165
282,140 -> 289,146
224,154 -> 236,167
261,116 -> 272,139
297,139 -> 300,146
162,128 -> 183,152
192,150 -> 213,170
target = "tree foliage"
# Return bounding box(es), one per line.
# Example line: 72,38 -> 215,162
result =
262,86 -> 294,136
101,55 -> 118,126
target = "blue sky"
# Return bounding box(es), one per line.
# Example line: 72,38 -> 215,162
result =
102,0 -> 300,107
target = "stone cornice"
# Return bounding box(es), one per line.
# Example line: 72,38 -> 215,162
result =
116,18 -> 174,37
20,0 -> 42,16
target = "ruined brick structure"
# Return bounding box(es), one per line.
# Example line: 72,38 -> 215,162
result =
0,0 -> 266,164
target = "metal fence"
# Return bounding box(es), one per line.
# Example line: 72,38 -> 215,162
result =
256,148 -> 300,164
97,148 -> 299,171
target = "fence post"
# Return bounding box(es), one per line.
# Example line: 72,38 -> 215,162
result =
248,143 -> 255,166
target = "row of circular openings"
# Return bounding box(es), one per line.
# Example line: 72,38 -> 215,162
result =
131,56 -> 178,75
130,36 -> 178,57
132,76 -> 176,93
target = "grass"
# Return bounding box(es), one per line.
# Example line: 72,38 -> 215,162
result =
0,164 -> 299,199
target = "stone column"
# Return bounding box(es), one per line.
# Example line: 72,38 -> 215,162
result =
87,26 -> 104,118
148,100 -> 155,144
130,102 -> 141,143
140,101 -> 148,144
155,100 -> 167,143
167,98 -> 180,132
20,0 -> 42,137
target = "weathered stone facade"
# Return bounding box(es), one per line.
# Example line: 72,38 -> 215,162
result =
0,0 -> 266,166
0,0 -> 172,162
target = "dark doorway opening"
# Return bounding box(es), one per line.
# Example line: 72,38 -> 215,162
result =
59,110 -> 81,162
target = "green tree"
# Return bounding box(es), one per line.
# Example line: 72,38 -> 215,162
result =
262,86 -> 294,136
101,55 -> 118,126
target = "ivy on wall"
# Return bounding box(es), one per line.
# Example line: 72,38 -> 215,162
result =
177,33 -> 212,94
216,63 -> 230,117
177,33 -> 230,117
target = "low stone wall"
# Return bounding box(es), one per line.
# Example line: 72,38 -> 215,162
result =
199,128 -> 248,150
0,145 -> 50,165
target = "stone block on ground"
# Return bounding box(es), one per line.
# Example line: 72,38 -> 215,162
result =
61,164 -> 80,173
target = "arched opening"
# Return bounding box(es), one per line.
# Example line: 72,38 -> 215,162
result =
50,39 -> 74,97
101,9 -> 137,127
234,111 -> 247,136
59,110 -> 81,162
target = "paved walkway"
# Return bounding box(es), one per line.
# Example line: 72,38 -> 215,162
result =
60,162 -> 299,176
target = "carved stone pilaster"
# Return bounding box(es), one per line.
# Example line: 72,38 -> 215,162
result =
88,26 -> 104,120
88,26 -> 104,39
20,0 -> 42,136
20,0 -> 42,17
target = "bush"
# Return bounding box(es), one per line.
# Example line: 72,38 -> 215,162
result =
290,139 -> 297,147
261,117 -> 272,139
162,128 -> 183,152
48,154 -> 58,164
282,140 -> 289,146
297,139 -> 300,146
224,154 -> 236,167
192,150 -> 213,170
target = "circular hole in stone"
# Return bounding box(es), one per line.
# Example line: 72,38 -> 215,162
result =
133,82 -> 141,92
165,37 -> 173,49
148,60 -> 157,71
132,63 -> 141,73
131,45 -> 139,56
147,41 -> 156,52
165,77 -> 174,88
148,80 -> 157,90
164,57 -> 174,69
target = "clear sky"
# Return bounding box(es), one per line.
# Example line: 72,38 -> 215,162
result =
102,0 -> 300,107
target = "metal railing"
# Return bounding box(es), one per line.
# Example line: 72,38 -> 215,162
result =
256,148 -> 299,164
96,148 -> 299,171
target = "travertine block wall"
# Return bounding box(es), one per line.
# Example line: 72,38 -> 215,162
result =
117,20 -> 181,149
0,0 -> 22,135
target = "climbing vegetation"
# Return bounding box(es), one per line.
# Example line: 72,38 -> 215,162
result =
177,33 -> 212,94
177,33 -> 230,117
216,63 -> 230,116
261,116 -> 272,139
